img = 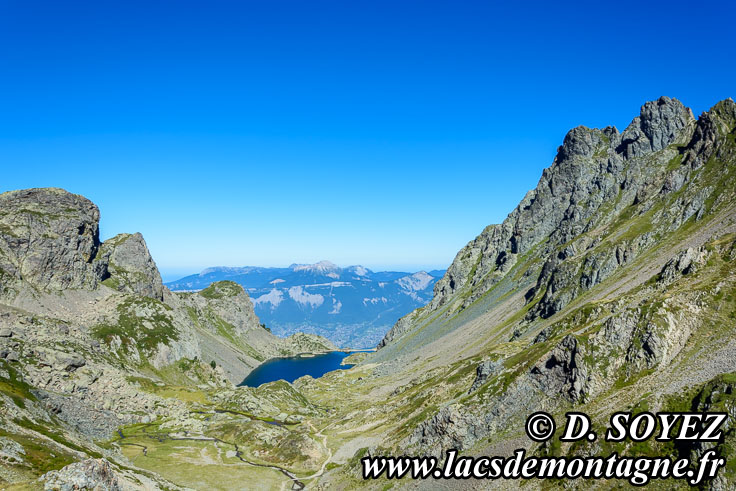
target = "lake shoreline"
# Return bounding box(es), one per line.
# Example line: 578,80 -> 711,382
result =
260,346 -> 376,363
239,349 -> 372,387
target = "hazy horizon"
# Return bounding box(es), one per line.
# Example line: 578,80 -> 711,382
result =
159,260 -> 449,284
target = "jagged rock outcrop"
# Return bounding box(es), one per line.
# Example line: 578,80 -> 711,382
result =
530,335 -> 590,402
0,188 -> 105,292
408,404 -> 476,456
0,189 -> 164,302
619,96 -> 694,157
95,233 -> 164,300
659,246 -> 708,284
468,358 -> 502,393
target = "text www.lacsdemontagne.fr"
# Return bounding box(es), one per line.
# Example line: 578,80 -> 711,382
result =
362,449 -> 725,486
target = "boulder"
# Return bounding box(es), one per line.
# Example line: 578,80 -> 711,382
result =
37,348 -> 87,372
41,458 -> 121,491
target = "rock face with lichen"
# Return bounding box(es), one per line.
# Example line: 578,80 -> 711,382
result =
40,458 -> 121,491
0,189 -> 165,302
0,188 -> 105,293
95,232 -> 164,300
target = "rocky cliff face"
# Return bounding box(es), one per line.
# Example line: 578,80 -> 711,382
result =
0,188 -> 105,293
0,189 -> 167,302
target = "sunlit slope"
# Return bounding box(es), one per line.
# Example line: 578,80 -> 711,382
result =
306,98 -> 736,488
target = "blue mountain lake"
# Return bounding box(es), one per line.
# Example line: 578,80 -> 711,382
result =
239,351 -> 361,387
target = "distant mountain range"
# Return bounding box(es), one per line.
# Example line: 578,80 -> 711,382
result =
165,261 -> 446,347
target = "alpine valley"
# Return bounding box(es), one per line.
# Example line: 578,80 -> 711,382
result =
166,262 -> 445,348
1,96 -> 736,490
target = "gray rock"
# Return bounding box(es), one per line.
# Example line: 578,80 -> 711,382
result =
6,351 -> 19,362
0,188 -> 104,292
0,328 -> 11,337
634,96 -> 694,154
41,458 -> 121,491
61,353 -> 86,372
96,233 -> 164,300
659,246 -> 708,284
0,436 -> 26,461
529,335 -> 589,402
37,348 -> 87,372
468,359 -> 503,393
408,404 -> 476,457
682,99 -> 736,169
532,326 -> 554,344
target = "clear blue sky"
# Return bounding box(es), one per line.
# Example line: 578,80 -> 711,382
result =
1,1 -> 733,281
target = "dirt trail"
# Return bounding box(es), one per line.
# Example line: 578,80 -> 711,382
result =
284,421 -> 335,489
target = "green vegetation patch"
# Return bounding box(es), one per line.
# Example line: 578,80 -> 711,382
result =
0,427 -> 77,476
0,361 -> 36,409
126,375 -> 210,404
198,281 -> 243,299
13,417 -> 102,458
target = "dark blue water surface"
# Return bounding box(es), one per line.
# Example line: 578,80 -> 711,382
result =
239,351 -> 356,387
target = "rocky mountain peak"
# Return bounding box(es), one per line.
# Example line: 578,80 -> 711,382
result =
95,232 -> 164,300
556,125 -> 612,162
620,96 -> 694,158
291,260 -> 340,273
